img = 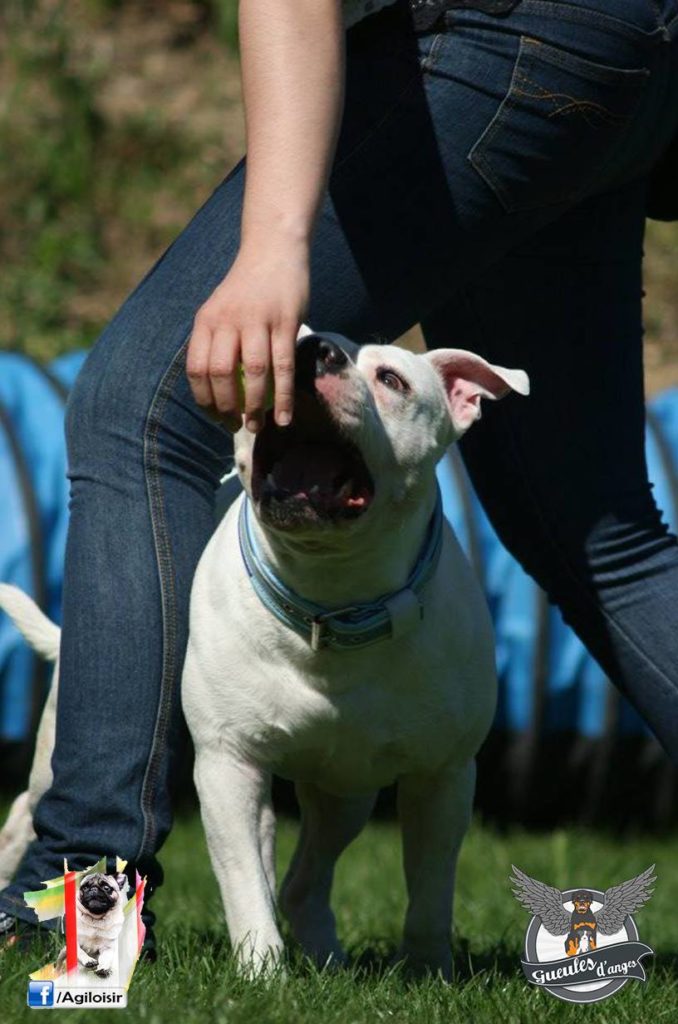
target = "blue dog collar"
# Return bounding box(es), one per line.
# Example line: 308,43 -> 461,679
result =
238,486 -> 444,652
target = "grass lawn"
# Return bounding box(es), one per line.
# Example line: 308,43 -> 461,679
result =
1,810 -> 678,1023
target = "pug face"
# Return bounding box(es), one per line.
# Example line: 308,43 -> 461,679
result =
78,872 -> 127,917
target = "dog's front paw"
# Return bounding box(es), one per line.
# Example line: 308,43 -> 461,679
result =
85,959 -> 99,971
233,939 -> 286,982
237,960 -> 288,983
95,967 -> 112,979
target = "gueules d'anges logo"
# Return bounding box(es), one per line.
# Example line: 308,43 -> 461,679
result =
511,865 -> 656,1004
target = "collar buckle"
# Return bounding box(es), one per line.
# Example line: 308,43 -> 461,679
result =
310,617 -> 327,652
310,603 -> 359,651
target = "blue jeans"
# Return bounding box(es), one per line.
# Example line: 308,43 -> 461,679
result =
3,0 -> 678,923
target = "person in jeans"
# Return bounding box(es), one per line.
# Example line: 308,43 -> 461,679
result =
2,0 -> 678,949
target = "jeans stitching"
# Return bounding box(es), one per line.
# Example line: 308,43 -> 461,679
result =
469,35 -> 532,208
515,37 -> 652,82
420,31 -> 445,71
137,336 -> 191,860
511,69 -> 632,126
469,36 -> 651,212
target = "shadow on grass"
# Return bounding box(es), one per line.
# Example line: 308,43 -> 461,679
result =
288,937 -> 522,987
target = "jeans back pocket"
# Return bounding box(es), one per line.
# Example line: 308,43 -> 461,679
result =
468,36 -> 651,213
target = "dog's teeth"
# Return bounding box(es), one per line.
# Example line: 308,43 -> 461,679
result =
265,473 -> 275,488
309,484 -> 320,495
337,479 -> 353,499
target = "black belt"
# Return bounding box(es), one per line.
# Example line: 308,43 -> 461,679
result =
409,0 -> 521,33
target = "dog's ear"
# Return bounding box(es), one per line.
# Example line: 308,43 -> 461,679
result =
425,349 -> 529,437
296,323 -> 314,341
115,873 -> 128,894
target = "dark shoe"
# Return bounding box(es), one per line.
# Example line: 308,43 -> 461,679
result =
139,925 -> 157,963
0,910 -> 54,954
0,909 -> 157,961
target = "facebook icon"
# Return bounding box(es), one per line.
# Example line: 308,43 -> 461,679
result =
27,981 -> 54,1008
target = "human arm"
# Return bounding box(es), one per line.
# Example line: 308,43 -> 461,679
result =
186,0 -> 345,432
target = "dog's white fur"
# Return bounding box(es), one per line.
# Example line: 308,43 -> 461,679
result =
0,584 -> 59,890
182,340 -> 528,978
0,339 -> 528,982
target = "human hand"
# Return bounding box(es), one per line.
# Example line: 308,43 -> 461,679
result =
186,239 -> 309,432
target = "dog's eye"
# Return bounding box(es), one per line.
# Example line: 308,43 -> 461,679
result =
376,367 -> 409,393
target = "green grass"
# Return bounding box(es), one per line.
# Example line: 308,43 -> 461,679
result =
1,811 -> 678,1022
0,0 -> 241,361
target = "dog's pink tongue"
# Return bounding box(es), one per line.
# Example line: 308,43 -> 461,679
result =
272,444 -> 343,495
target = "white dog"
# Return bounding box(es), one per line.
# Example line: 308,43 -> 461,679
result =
181,331 -> 529,978
0,585 -> 59,891
0,332 -> 528,981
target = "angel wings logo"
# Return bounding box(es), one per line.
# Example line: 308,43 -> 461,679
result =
510,865 -> 656,1004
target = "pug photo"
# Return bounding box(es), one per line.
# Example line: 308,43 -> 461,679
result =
56,871 -> 128,978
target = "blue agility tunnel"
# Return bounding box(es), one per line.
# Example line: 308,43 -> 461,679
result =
0,352 -> 86,763
0,352 -> 676,825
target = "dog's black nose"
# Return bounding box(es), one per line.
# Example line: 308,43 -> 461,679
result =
317,338 -> 348,371
295,332 -> 359,393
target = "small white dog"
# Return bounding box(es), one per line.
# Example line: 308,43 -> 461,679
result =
181,331 -> 529,978
0,331 -> 528,982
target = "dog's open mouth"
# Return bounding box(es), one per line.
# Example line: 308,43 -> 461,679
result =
252,393 -> 374,528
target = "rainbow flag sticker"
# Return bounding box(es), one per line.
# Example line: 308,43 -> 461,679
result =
25,856 -> 146,994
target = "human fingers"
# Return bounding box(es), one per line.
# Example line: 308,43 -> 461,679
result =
270,319 -> 297,427
241,323 -> 272,433
208,325 -> 241,428
186,313 -> 217,411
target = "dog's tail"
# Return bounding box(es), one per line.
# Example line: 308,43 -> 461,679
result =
0,584 -> 60,662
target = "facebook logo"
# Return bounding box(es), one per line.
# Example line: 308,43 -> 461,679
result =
27,981 -> 54,1008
